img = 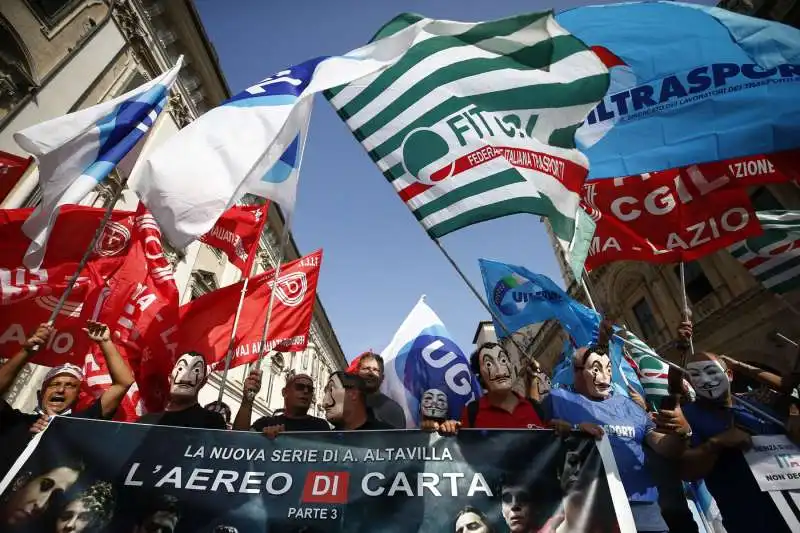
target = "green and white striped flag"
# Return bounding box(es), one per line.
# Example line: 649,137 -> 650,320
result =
619,329 -> 669,404
728,210 -> 800,294
325,12 -> 608,243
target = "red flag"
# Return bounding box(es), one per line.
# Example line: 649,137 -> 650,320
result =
0,206 -> 136,365
177,249 -> 322,370
581,149 -> 799,271
0,151 -> 33,204
200,203 -> 269,274
91,205 -> 180,414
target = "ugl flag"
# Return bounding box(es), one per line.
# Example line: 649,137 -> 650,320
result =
556,2 -> 800,179
326,12 -> 608,249
479,259 -> 598,347
134,25 -> 426,248
177,250 -> 322,369
379,296 -> 480,429
15,58 -> 181,269
729,210 -> 800,294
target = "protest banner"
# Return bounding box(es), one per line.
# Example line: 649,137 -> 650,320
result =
581,150 -> 799,271
744,435 -> 800,492
0,417 -> 633,533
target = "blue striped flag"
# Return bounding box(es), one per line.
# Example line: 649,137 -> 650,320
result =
15,58 -> 182,269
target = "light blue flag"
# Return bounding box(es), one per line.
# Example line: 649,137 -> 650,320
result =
479,258 -> 599,347
551,333 -> 645,400
15,58 -> 182,269
556,1 -> 800,179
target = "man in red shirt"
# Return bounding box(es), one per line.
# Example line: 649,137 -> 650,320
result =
429,342 -> 544,433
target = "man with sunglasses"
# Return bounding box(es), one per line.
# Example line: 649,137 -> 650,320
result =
233,372 -> 329,437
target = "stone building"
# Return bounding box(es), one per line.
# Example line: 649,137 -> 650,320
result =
0,0 -> 345,421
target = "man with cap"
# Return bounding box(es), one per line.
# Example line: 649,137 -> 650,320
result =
0,321 -> 134,477
233,370 -> 330,437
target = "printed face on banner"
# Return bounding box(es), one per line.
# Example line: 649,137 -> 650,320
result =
420,389 -> 448,420
2,466 -> 81,526
169,353 -> 207,399
686,359 -> 730,401
134,510 -> 179,533
55,497 -> 92,533
577,349 -> 612,400
501,485 -> 533,533
454,510 -> 490,533
479,345 -> 513,393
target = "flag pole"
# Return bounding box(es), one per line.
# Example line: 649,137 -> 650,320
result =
45,103 -> 171,325
580,271 -> 598,312
243,221 -> 290,401
678,261 -> 695,358
432,238 -> 534,363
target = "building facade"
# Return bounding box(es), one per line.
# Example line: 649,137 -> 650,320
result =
0,0 -> 346,422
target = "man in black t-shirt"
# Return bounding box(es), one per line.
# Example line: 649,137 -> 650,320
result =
353,352 -> 406,428
233,372 -> 329,437
323,372 -> 392,431
0,321 -> 134,478
136,352 -> 225,429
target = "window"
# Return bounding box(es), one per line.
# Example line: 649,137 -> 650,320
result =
26,0 -> 81,27
632,298 -> 659,341
673,262 -> 713,304
190,270 -> 217,300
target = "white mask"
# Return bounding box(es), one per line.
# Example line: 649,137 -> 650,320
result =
323,375 -> 345,424
169,353 -> 206,399
687,360 -> 730,401
578,351 -> 612,399
421,389 -> 448,420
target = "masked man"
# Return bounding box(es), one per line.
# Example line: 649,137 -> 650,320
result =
323,372 -> 392,431
232,371 -> 330,436
420,388 -> 448,427
678,323 -> 790,533
353,352 -> 406,428
0,322 -> 133,479
542,343 -> 691,533
136,352 -> 225,429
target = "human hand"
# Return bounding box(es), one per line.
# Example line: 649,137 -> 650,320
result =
577,422 -> 604,440
654,406 -> 691,437
712,426 -> 752,451
24,323 -> 54,350
436,420 -> 461,436
30,414 -> 50,434
677,320 -> 693,350
420,419 -> 440,432
243,369 -> 262,400
549,419 -> 573,438
83,321 -> 111,344
262,424 -> 285,439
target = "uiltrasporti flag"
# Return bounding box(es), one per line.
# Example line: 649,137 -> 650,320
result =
326,12 -> 609,250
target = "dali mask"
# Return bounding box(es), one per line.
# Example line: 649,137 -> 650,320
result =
169,353 -> 207,398
479,346 -> 513,393
579,350 -> 612,399
686,360 -> 730,401
420,388 -> 448,420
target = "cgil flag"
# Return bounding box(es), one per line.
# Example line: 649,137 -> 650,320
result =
200,203 -> 269,275
729,210 -> 800,294
479,259 -> 599,347
556,2 -> 800,179
379,296 -> 481,429
326,12 -> 609,250
15,58 -> 182,269
134,26 -> 427,249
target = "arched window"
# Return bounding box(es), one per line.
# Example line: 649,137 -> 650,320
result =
0,17 -> 36,120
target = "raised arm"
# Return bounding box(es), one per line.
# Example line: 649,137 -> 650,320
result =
85,321 -> 134,418
0,323 -> 53,397
232,369 -> 262,431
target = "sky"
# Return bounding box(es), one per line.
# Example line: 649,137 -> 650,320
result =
194,0 -> 717,362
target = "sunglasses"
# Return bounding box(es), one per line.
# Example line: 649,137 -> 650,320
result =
293,382 -> 314,393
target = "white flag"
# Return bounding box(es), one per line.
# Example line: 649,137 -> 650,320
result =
15,58 -> 182,269
133,24 -> 426,249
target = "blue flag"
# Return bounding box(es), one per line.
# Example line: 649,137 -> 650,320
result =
556,1 -> 800,179
478,259 -> 599,347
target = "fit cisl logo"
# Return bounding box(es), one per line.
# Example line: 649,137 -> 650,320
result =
301,471 -> 349,503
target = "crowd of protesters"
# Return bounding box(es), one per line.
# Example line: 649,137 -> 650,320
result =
1,319 -> 799,533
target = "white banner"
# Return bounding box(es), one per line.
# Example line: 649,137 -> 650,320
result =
744,434 -> 800,491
